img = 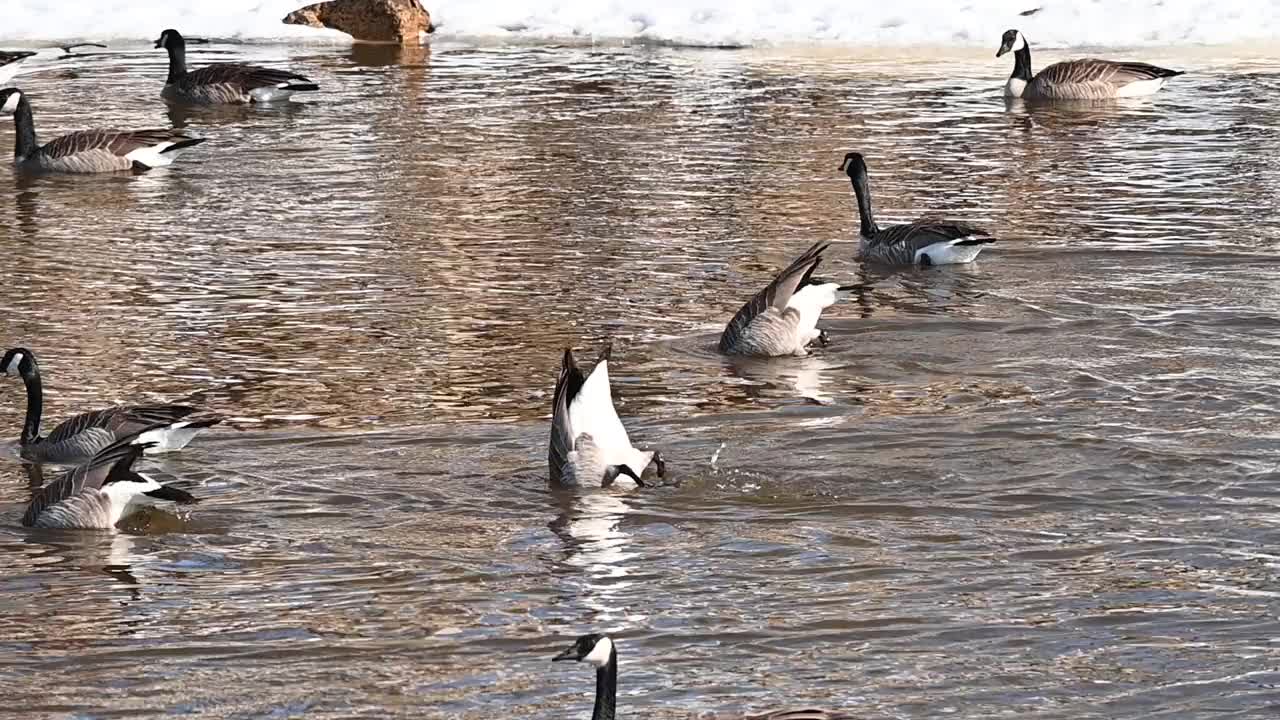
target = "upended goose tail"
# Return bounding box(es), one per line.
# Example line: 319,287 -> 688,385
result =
548,344 -> 661,487
720,242 -> 850,356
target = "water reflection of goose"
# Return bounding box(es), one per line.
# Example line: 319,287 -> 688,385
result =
719,242 -> 853,357
23,530 -> 146,590
548,344 -> 664,488
549,492 -> 637,580
723,353 -> 843,406
552,634 -> 855,720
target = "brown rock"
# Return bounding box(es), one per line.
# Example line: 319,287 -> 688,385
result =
283,0 -> 434,44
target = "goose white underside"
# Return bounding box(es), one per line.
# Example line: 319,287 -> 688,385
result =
134,421 -> 208,453
1114,77 -> 1168,97
1004,77 -> 1027,98
249,85 -> 299,102
914,239 -> 988,265
124,142 -> 186,169
566,359 -> 653,479
785,282 -> 850,352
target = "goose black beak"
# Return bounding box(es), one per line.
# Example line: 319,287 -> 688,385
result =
552,647 -> 580,662
996,44 -> 1012,58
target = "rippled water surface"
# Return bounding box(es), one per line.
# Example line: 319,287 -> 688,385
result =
2,41 -> 1280,718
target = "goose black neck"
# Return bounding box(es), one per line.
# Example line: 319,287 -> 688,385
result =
591,653 -> 618,720
11,94 -> 38,162
17,360 -> 43,446
165,39 -> 187,83
850,171 -> 878,238
1011,44 -> 1032,82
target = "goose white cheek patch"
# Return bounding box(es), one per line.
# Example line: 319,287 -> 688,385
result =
584,637 -> 614,667
4,352 -> 24,375
1,93 -> 19,114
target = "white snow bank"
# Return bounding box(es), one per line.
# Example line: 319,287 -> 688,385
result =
2,0 -> 1277,47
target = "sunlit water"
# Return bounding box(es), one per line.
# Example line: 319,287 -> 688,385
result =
2,41 -> 1280,719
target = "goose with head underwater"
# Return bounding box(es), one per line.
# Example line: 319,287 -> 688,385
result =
0,88 -> 206,174
553,633 -> 856,720
719,242 -> 853,357
841,151 -> 995,267
997,29 -> 1183,100
548,344 -> 664,488
2,348 -> 222,465
22,431 -> 199,529
154,28 -> 319,104
0,43 -> 106,84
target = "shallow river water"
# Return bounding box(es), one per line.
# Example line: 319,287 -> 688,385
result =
2,41 -> 1280,719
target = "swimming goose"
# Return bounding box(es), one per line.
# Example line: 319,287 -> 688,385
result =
841,152 -> 995,266
997,29 -> 1182,100
0,88 -> 206,174
22,433 -> 198,529
154,28 -> 319,104
2,348 -> 221,464
0,44 -> 106,84
553,634 -> 855,720
548,344 -> 664,488
719,242 -> 852,357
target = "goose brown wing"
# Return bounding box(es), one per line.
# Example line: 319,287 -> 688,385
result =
548,349 -> 587,482
869,220 -> 989,252
1036,59 -> 1181,88
40,128 -> 187,159
182,63 -> 312,91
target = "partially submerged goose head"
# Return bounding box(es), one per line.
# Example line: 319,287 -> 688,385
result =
552,633 -> 615,667
996,29 -> 1026,58
1,347 -> 35,377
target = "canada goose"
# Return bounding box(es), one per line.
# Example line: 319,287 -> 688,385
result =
719,242 -> 852,357
22,433 -> 198,529
2,348 -> 221,464
0,44 -> 106,84
840,152 -> 995,267
0,88 -> 206,174
552,634 -> 855,720
548,344 -> 664,488
997,29 -> 1182,100
154,28 -> 319,104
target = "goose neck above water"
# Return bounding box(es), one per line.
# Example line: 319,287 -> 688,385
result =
6,92 -> 39,163
2,348 -> 44,445
848,165 -> 878,238
591,649 -> 618,720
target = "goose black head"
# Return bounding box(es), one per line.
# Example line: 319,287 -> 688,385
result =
553,633 -> 615,667
1,347 -> 36,377
0,88 -> 23,115
154,29 -> 183,50
839,151 -> 867,179
997,29 -> 1023,57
